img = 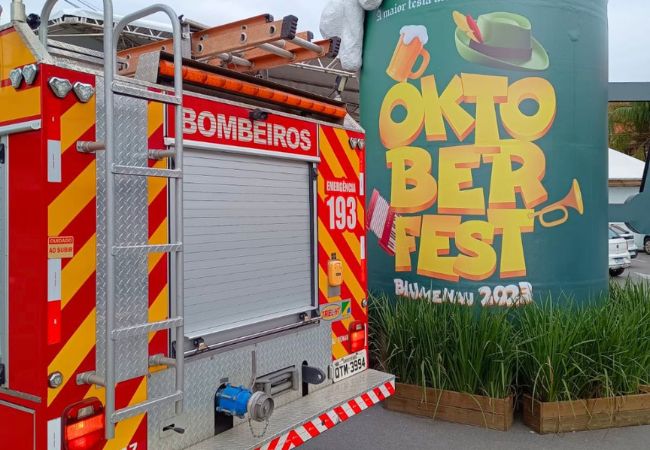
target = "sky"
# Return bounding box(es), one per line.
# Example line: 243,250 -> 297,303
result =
0,0 -> 649,82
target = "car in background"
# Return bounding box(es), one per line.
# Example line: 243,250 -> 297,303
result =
610,223 -> 638,258
610,222 -> 650,255
609,227 -> 632,277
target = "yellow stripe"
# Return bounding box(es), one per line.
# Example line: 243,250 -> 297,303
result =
332,334 -> 347,360
148,159 -> 168,205
148,285 -> 169,341
333,127 -> 360,175
61,101 -> 97,152
148,285 -> 169,374
341,231 -> 365,303
103,378 -> 148,450
1,31 -> 37,79
148,102 -> 164,137
319,128 -> 345,178
48,161 -> 96,236
318,175 -> 325,200
148,219 -> 168,273
318,220 -> 365,303
0,86 -> 40,123
48,309 -> 96,406
62,234 -> 96,309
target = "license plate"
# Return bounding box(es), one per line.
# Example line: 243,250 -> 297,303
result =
331,350 -> 367,383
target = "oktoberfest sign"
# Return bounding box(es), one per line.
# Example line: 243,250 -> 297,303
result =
363,0 -> 609,304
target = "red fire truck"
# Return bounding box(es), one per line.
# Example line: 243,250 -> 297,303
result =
0,1 -> 394,449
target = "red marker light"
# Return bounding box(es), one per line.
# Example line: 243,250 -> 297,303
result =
63,398 -> 105,450
349,321 -> 366,353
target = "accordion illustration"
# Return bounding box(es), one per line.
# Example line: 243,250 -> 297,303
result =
366,189 -> 398,256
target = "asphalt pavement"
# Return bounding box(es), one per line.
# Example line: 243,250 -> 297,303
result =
614,251 -> 650,285
302,406 -> 650,450
304,252 -> 650,450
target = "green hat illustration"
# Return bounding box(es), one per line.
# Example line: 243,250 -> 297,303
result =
453,11 -> 549,72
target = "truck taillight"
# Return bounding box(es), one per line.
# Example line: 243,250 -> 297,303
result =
349,321 -> 366,353
63,398 -> 105,450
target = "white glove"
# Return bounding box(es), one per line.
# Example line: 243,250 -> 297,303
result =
320,0 -> 384,71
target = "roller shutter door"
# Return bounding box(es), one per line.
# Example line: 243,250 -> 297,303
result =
183,148 -> 314,339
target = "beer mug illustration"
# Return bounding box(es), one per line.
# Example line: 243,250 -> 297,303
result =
386,25 -> 430,82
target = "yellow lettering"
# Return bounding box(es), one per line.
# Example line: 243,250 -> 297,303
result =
454,220 -> 497,281
386,146 -> 438,213
488,209 -> 535,278
394,216 -> 422,272
486,140 -> 548,209
417,215 -> 461,282
379,82 -> 424,149
438,145 -> 485,215
500,77 -> 556,141
462,73 -> 508,146
422,75 -> 475,142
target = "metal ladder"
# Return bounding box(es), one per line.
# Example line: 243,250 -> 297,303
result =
40,1 -> 185,439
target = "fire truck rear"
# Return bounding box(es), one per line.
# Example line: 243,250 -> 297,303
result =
0,1 -> 394,449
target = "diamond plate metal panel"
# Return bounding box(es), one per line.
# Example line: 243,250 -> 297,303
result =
148,322 -> 332,450
96,77 -> 107,377
95,80 -> 152,382
113,93 -> 150,382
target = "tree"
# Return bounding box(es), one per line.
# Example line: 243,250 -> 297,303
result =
608,101 -> 650,161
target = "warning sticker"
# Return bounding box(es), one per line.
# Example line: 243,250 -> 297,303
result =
48,236 -> 74,259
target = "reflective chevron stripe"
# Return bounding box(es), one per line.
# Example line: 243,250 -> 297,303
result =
255,380 -> 395,450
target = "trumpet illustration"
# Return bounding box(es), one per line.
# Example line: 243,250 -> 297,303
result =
531,179 -> 584,228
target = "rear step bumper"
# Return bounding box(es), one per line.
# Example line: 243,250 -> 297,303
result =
188,369 -> 395,450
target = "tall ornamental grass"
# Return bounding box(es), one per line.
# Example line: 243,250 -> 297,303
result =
370,282 -> 650,402
369,294 -> 516,399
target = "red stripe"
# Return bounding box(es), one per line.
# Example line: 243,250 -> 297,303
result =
46,134 -> 96,205
321,126 -> 358,182
385,382 -> 396,395
373,387 -> 386,401
319,412 -> 335,429
303,421 -> 320,438
55,274 -> 95,348
115,377 -> 144,410
0,113 -> 41,128
348,399 -> 362,414
131,414 -> 148,450
361,392 -> 375,407
47,348 -> 96,418
59,199 -> 96,270
334,405 -> 349,421
0,28 -> 17,37
283,430 -> 303,450
331,320 -> 349,352
266,436 -> 281,450
148,255 -> 168,306
148,186 -> 168,236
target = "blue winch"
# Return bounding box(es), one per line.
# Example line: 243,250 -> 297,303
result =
215,384 -> 274,422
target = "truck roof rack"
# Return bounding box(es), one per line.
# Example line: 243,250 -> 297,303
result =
117,14 -> 341,77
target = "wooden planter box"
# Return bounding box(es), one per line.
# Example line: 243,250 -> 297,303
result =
522,392 -> 650,434
384,382 -> 514,431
